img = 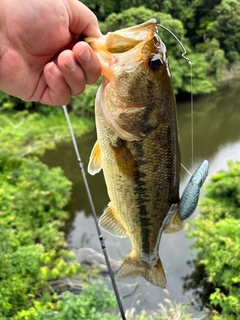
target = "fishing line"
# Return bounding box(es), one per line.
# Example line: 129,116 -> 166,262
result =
158,24 -> 195,168
181,163 -> 192,177
62,105 -> 126,320
190,63 -> 194,167
157,24 -> 192,64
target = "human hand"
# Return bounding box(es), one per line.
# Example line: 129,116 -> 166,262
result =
0,0 -> 101,106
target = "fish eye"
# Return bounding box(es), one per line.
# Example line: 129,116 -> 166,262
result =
148,55 -> 163,71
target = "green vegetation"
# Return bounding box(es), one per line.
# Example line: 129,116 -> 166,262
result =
83,0 -> 239,88
0,154 -> 118,319
83,0 -> 240,68
2,0 -> 239,118
0,155 -> 72,317
0,139 -> 205,318
0,102 -> 116,318
99,6 -> 216,95
0,110 -> 94,158
69,0 -> 240,117
1,1 -> 239,318
11,280 -> 118,320
186,161 -> 240,319
204,0 -> 240,63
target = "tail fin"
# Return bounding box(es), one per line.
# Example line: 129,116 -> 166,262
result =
118,253 -> 166,288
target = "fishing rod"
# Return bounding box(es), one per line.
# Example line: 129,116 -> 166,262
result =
62,105 -> 126,320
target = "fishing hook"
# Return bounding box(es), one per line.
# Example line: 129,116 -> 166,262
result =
62,105 -> 126,320
158,24 -> 192,64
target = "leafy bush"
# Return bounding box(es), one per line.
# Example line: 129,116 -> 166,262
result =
185,161 -> 240,319
54,280 -> 118,320
0,155 -> 80,318
0,90 -> 63,115
12,280 -> 118,320
0,91 -> 33,111
205,0 -> 240,63
0,107 -> 121,319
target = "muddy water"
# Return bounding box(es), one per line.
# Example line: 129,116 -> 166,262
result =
41,80 -> 240,315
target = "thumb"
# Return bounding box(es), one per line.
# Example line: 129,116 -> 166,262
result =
65,0 -> 102,37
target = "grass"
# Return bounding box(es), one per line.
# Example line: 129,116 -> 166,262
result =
125,299 -> 208,320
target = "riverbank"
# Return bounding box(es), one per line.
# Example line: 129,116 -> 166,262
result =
221,62 -> 240,83
0,110 -> 95,158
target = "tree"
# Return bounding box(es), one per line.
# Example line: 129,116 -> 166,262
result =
80,0 -> 119,20
206,0 -> 240,63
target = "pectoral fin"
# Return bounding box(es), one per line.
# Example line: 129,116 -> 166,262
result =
88,140 -> 102,175
111,139 -> 137,180
99,203 -> 127,237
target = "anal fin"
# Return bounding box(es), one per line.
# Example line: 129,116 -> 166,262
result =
99,203 -> 127,238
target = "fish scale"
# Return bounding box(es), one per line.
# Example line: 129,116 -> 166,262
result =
86,19 -> 208,288
130,129 -> 179,249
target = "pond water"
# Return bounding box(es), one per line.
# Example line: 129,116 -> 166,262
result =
41,80 -> 240,316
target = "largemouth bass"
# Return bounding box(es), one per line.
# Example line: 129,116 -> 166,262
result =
86,19 -> 208,288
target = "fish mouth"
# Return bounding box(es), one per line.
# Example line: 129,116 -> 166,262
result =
85,19 -> 157,54
85,19 -> 162,77
101,19 -> 158,54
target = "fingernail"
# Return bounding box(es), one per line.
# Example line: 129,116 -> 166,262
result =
79,46 -> 91,62
65,56 -> 77,71
49,62 -> 61,77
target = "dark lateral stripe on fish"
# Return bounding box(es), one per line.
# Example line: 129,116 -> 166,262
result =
163,124 -> 180,203
137,202 -> 151,254
134,150 -> 151,254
